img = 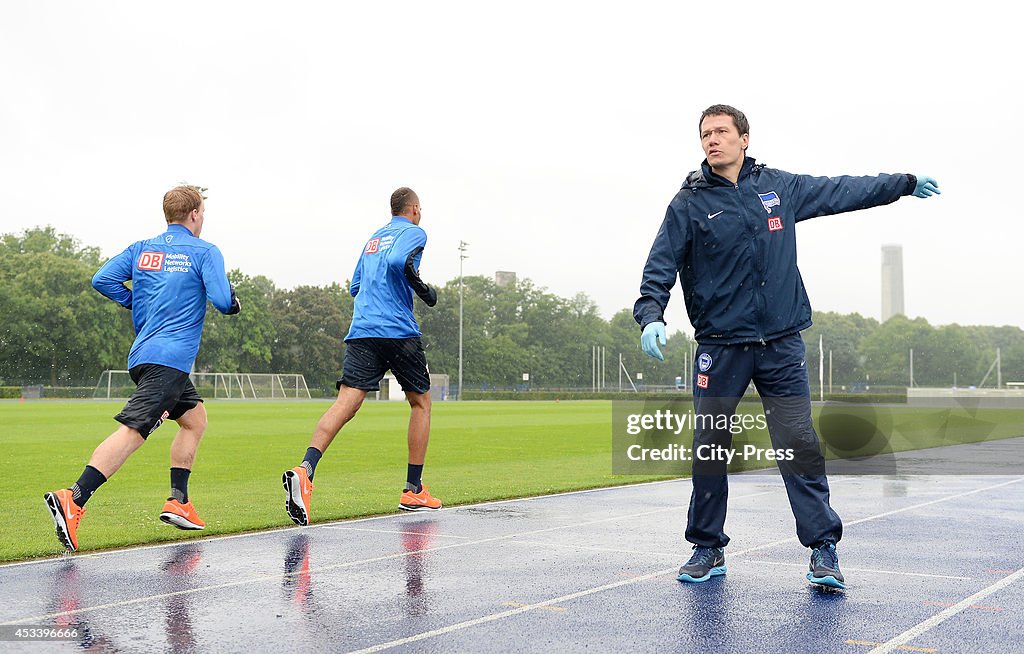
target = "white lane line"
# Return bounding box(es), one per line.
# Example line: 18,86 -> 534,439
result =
1,476 -> 697,569
6,477 -> 1021,632
0,526 -> 308,569
341,477 -> 1024,653
321,526 -> 474,539
843,477 -> 1024,528
345,532 -> 809,654
743,560 -> 973,581
513,539 -> 680,558
344,566 -> 680,654
0,489 -> 774,625
868,567 -> 1024,654
0,497 -> 709,625
0,474 -> 854,570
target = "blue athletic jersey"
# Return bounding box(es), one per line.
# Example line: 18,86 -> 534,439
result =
346,216 -> 428,340
92,223 -> 235,373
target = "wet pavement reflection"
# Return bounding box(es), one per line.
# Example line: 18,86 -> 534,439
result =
282,533 -> 313,608
160,544 -> 203,653
2,476 -> 1018,653
400,519 -> 439,617
679,574 -> 732,647
48,559 -> 117,651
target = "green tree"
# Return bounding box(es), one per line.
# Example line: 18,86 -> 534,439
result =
858,315 -> 933,387
966,325 -> 1024,386
802,311 -> 879,390
0,228 -> 132,386
914,324 -> 984,387
196,271 -> 278,372
270,283 -> 352,392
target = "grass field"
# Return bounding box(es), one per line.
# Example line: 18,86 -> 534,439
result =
2,400 -> 673,562
2,399 -> 1022,562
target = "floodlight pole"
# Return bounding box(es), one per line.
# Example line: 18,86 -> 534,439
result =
909,348 -> 914,388
458,241 -> 468,400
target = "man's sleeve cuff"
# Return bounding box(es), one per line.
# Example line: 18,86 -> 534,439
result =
905,174 -> 917,195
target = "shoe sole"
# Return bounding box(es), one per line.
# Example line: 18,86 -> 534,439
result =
677,565 -> 727,583
398,503 -> 441,512
807,572 -> 846,589
44,492 -> 76,552
159,512 -> 204,530
283,470 -> 309,526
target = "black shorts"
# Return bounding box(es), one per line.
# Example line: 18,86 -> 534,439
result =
339,338 -> 430,395
114,364 -> 203,439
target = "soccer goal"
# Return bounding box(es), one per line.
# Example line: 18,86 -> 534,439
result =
94,370 -> 312,400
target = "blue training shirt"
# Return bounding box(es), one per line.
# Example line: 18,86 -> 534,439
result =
346,216 -> 428,340
92,223 -> 235,373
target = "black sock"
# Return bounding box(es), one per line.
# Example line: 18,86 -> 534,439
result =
170,467 -> 191,503
71,465 -> 107,507
302,447 -> 323,481
406,464 -> 424,493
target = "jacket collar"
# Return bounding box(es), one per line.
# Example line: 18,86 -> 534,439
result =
698,155 -> 758,187
166,223 -> 194,236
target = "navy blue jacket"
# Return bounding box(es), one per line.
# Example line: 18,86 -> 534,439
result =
634,157 -> 915,345
92,223 -> 236,373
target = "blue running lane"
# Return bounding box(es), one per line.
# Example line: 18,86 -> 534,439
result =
1,466 -> 1022,653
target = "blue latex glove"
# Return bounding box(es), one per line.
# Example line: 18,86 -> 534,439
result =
912,176 -> 940,198
641,322 -> 667,361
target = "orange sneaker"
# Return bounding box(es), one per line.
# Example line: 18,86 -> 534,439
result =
283,466 -> 314,526
159,498 -> 206,530
44,489 -> 86,552
399,485 -> 442,511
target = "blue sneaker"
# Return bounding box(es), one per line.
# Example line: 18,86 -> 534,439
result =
807,541 -> 846,589
677,545 -> 726,582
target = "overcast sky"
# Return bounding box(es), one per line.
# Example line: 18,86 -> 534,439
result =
2,1 -> 1020,337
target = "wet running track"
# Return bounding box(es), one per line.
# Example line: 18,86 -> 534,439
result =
1,471 -> 1022,653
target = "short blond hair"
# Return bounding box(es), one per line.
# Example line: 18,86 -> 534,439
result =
163,186 -> 205,224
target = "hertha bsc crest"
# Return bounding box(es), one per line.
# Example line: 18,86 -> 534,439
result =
758,191 -> 781,213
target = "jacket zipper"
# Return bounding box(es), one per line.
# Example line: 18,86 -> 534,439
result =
736,180 -> 767,344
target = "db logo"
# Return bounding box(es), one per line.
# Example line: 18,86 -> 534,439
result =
364,238 -> 381,254
137,252 -> 164,271
767,217 -> 784,232
696,373 -> 709,389
152,410 -> 170,433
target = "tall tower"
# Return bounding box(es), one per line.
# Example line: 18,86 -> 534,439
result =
881,245 -> 904,321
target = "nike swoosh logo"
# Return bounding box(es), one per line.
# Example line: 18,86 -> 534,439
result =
707,211 -> 724,220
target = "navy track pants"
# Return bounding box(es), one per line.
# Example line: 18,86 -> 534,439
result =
686,333 -> 843,548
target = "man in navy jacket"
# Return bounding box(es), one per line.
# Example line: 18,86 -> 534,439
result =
44,185 -> 241,552
634,105 -> 939,588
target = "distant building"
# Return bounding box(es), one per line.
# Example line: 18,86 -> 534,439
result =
495,271 -> 517,287
881,245 -> 904,321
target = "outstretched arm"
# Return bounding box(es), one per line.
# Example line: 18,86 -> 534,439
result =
788,173 -> 938,222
